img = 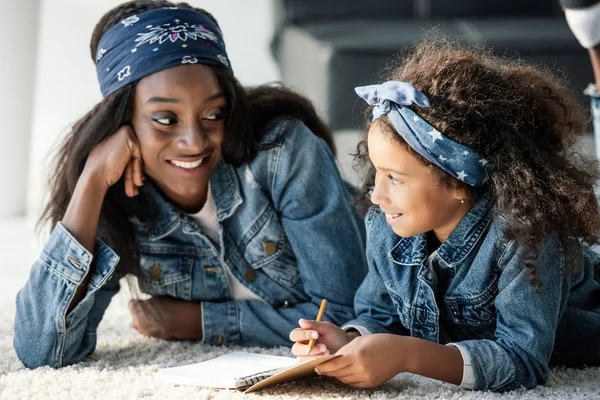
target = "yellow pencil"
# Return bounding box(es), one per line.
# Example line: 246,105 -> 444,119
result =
307,299 -> 328,355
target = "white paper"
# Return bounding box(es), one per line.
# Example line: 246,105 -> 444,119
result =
155,352 -> 298,389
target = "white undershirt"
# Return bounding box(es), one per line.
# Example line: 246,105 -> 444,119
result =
188,187 -> 261,301
565,3 -> 600,48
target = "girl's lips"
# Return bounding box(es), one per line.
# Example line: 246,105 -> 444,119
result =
384,212 -> 403,224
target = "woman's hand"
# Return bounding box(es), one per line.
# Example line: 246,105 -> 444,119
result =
314,333 -> 408,388
83,125 -> 144,197
129,297 -> 203,340
289,319 -> 354,361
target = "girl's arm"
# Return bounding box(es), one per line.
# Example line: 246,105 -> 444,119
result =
441,233 -> 571,391
316,232 -> 571,391
315,334 -> 463,388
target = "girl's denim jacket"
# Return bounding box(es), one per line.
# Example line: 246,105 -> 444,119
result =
14,119 -> 368,368
344,194 -> 600,391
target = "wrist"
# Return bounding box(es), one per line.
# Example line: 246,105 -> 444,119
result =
190,302 -> 203,341
80,165 -> 110,195
346,329 -> 361,341
395,335 -> 418,373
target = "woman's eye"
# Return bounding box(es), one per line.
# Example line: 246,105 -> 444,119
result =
152,114 -> 177,126
203,112 -> 227,121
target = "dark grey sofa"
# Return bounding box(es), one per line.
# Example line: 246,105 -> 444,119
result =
271,0 -> 593,131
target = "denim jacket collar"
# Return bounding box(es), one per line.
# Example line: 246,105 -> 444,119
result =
132,160 -> 243,240
209,160 -> 243,222
389,192 -> 494,267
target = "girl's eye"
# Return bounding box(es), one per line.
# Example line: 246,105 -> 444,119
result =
388,174 -> 402,185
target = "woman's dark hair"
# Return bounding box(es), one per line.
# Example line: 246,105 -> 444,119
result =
39,0 -> 334,277
355,37 -> 600,275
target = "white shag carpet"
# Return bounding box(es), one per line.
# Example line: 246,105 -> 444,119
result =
1,281 -> 600,400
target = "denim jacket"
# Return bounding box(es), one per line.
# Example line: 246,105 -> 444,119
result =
344,194 -> 600,391
14,119 -> 368,368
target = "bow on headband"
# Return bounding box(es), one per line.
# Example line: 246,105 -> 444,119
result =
356,81 -> 492,187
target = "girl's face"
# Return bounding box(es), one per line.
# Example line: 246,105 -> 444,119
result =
367,121 -> 473,243
132,64 -> 226,213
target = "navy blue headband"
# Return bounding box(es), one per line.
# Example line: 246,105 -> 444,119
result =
355,81 -> 493,187
96,7 -> 232,97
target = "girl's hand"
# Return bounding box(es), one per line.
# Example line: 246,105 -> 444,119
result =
289,319 -> 353,361
314,333 -> 407,388
83,125 -> 144,197
129,297 -> 203,340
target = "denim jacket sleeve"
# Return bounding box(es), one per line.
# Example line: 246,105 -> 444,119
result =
448,233 -> 570,391
14,222 -> 121,368
342,207 -> 410,336
200,121 -> 368,346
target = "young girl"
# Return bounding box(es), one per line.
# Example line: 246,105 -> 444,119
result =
290,38 -> 600,391
14,0 -> 367,368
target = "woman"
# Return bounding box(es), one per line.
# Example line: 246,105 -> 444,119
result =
14,0 -> 367,368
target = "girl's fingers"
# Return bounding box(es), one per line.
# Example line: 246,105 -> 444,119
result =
292,342 -> 327,357
314,356 -> 352,376
339,377 -> 369,387
292,341 -> 326,355
296,349 -> 330,363
323,365 -> 358,382
289,327 -> 319,342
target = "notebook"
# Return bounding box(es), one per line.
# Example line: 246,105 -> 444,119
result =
155,351 -> 340,393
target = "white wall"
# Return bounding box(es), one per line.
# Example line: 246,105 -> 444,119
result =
0,0 -> 39,217
25,0 -> 280,217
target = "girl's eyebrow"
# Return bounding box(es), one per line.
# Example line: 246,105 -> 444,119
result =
378,166 -> 408,176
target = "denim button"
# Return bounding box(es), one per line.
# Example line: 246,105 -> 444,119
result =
480,311 -> 492,321
261,241 -> 277,256
67,257 -> 83,270
244,269 -> 257,282
427,272 -> 432,280
281,300 -> 291,308
204,265 -> 220,273
148,263 -> 162,281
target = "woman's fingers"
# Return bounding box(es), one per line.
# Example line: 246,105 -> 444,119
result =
124,161 -> 136,197
129,138 -> 144,187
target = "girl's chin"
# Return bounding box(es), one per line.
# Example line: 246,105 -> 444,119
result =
390,224 -> 422,239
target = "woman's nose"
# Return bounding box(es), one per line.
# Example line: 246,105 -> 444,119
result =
177,121 -> 207,151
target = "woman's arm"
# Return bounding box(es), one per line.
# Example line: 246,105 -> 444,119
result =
14,126 -> 143,368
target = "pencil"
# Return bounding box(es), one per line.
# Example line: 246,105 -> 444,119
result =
306,299 -> 328,355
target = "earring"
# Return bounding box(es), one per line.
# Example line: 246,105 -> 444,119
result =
460,199 -> 465,204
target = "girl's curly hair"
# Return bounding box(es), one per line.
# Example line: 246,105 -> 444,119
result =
355,37 -> 600,271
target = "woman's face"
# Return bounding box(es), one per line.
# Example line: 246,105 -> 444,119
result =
132,64 -> 226,213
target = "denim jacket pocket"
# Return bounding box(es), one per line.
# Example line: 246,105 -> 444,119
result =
242,208 -> 299,287
137,243 -> 194,299
445,281 -> 499,327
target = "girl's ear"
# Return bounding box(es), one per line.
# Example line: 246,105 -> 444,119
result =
451,188 -> 469,204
